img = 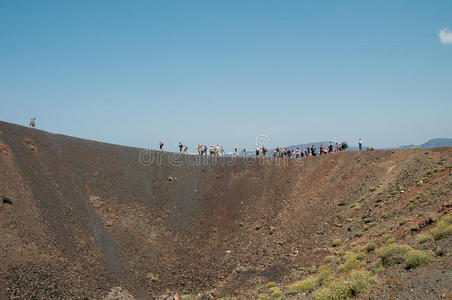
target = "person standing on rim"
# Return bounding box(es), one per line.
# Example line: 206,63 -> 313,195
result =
178,142 -> 183,152
159,141 -> 164,151
359,138 -> 363,151
311,145 -> 316,156
29,118 -> 36,128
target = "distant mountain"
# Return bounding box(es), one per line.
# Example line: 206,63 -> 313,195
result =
399,138 -> 452,149
420,138 -> 452,148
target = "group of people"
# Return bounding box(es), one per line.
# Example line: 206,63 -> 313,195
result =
272,141 -> 352,158
255,146 -> 268,157
197,144 -> 225,156
160,141 -> 227,156
157,139 -> 364,157
178,142 -> 188,153
233,147 -> 247,157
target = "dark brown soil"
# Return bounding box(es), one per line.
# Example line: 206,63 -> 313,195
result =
0,120 -> 450,299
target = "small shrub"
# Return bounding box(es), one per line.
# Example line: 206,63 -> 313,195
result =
416,233 -> 433,244
353,204 -> 361,210
338,253 -> 364,272
286,275 -> 317,293
363,241 -> 376,252
431,212 -> 452,240
355,252 -> 366,261
257,293 -> 271,300
313,277 -> 349,300
369,186 -> 377,192
385,236 -> 396,244
181,295 -> 193,300
405,249 -> 433,269
385,236 -> 395,243
371,261 -> 385,274
348,270 -> 377,295
407,204 -> 415,211
266,282 -> 276,288
325,255 -> 339,264
332,239 -> 342,247
317,264 -> 333,283
376,244 -> 412,266
313,270 -> 376,300
269,287 -> 282,299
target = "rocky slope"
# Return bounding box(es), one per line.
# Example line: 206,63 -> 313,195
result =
0,121 -> 451,299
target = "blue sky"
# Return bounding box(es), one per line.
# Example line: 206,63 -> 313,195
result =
1,0 -> 451,151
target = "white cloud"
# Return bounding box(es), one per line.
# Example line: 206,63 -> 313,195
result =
439,28 -> 452,44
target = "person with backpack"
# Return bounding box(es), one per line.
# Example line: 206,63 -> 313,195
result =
311,145 -> 316,156
29,118 -> 36,128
